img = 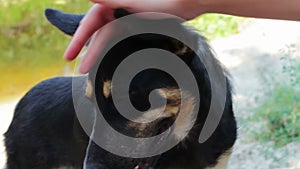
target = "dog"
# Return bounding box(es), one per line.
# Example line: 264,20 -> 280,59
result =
4,8 -> 237,169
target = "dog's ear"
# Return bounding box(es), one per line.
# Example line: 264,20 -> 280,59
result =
45,8 -> 84,36
44,8 -> 131,36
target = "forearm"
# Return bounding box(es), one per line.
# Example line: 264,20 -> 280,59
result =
200,0 -> 300,21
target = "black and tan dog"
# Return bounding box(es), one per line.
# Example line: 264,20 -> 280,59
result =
4,9 -> 237,169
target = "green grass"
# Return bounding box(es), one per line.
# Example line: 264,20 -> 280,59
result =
0,0 -> 245,101
251,50 -> 300,147
254,84 -> 300,146
187,14 -> 244,40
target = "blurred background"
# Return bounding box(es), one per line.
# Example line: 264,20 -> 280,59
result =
0,0 -> 299,168
0,0 -> 245,102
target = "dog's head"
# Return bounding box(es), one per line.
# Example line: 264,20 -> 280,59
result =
45,8 -> 219,168
45,8 -> 206,139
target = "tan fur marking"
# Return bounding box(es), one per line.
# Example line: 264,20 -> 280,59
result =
103,81 -> 112,98
156,89 -> 197,140
175,45 -> 189,55
85,79 -> 93,98
157,88 -> 181,105
206,148 -> 233,169
130,105 -> 177,125
128,89 -> 197,141
163,105 -> 179,117
173,96 -> 196,140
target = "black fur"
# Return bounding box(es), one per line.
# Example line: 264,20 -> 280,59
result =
5,9 -> 237,169
45,8 -> 84,36
5,77 -> 89,169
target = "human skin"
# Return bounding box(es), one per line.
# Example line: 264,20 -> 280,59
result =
64,0 -> 300,73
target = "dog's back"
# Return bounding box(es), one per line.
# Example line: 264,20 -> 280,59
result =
4,77 -> 89,169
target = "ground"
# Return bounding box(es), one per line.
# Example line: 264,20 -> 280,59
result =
1,18 -> 300,169
213,19 -> 300,169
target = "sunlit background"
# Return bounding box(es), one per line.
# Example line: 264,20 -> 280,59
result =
0,0 -> 245,101
1,0 -> 299,168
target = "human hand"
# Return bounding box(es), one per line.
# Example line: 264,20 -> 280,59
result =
64,4 -> 115,73
64,0 -> 204,74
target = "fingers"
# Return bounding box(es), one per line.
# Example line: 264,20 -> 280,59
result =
64,4 -> 114,61
91,0 -> 202,19
65,0 -> 201,74
79,23 -> 115,74
90,0 -> 173,13
76,0 -> 179,74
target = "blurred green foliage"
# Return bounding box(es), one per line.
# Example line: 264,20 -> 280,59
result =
187,14 -> 244,40
252,47 -> 300,147
0,0 -> 244,101
0,0 -> 91,65
0,0 -> 92,100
